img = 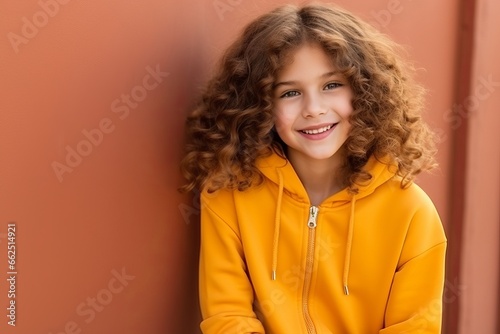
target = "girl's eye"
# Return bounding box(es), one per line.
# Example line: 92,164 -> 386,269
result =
325,82 -> 342,90
280,90 -> 300,98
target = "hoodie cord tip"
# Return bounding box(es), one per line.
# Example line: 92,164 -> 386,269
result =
342,195 -> 356,297
272,271 -> 277,281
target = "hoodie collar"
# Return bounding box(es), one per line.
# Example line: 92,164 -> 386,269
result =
257,152 -> 397,204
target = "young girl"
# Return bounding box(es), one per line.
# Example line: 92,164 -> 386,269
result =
181,3 -> 446,333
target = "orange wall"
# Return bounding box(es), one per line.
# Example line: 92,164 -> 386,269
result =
0,1 -> 202,333
0,0 -> 497,333
459,0 -> 500,332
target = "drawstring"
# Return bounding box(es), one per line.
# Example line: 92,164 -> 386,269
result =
343,195 -> 356,295
271,169 -> 284,280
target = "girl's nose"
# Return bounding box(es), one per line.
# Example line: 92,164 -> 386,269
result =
302,93 -> 326,118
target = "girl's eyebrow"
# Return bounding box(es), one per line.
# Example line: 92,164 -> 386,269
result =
273,71 -> 340,89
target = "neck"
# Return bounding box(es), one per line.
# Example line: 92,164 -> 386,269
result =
287,148 -> 346,206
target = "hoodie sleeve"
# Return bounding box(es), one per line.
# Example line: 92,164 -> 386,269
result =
380,195 -> 447,334
199,191 -> 265,334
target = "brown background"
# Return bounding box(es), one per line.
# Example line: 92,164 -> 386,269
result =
0,0 -> 498,333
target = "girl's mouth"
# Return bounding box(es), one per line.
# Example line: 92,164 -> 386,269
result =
298,123 -> 337,140
300,124 -> 333,135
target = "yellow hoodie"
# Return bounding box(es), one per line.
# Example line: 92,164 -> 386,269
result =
199,152 -> 447,334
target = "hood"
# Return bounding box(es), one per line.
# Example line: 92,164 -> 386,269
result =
257,152 -> 398,204
256,151 -> 398,295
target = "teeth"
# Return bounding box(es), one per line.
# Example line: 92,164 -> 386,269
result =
302,125 -> 332,135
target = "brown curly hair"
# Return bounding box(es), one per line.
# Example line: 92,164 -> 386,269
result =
180,3 -> 437,193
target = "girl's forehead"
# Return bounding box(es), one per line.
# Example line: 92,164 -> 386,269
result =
276,43 -> 339,76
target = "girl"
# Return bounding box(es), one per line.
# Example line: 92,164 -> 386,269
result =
181,3 -> 446,333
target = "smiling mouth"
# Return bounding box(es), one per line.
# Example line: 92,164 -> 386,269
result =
299,124 -> 335,135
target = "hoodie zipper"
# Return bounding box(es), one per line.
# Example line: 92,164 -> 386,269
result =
303,205 -> 318,334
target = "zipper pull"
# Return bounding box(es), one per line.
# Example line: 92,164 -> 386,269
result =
307,206 -> 319,228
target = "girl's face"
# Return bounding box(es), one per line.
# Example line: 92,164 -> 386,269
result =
272,42 -> 354,164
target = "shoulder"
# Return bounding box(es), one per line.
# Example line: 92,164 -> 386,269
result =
370,177 -> 445,238
201,187 -> 237,216
404,182 -> 443,234
388,180 -> 447,251
200,186 -> 260,220
379,177 -> 439,214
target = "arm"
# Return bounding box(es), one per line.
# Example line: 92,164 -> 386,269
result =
380,198 -> 447,333
380,243 -> 446,333
199,191 -> 265,334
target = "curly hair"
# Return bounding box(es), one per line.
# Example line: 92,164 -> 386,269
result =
180,3 -> 437,193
